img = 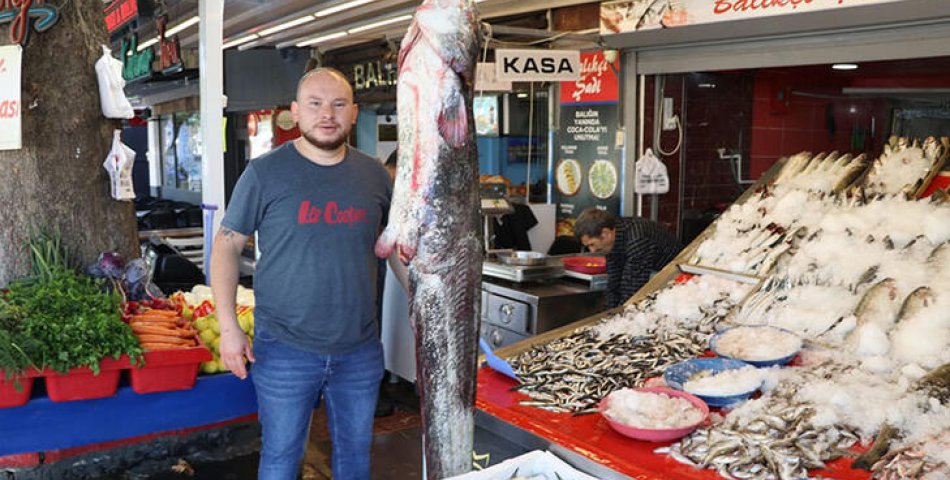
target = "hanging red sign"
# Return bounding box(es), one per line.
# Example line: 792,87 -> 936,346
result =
0,0 -> 60,47
104,0 -> 138,33
559,51 -> 619,105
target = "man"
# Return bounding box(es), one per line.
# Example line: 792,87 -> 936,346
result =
574,207 -> 681,309
210,68 -> 394,480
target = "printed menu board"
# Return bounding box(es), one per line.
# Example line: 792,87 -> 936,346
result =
553,51 -> 621,237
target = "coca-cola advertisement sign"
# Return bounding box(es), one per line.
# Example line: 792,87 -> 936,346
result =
559,51 -> 619,105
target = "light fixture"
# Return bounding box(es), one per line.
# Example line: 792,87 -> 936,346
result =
136,15 -> 199,52
257,15 -> 317,37
516,92 -> 528,98
832,63 -> 858,71
223,34 -> 260,49
315,0 -> 376,18
166,16 -> 200,37
347,14 -> 412,34
137,37 -> 159,51
297,31 -> 348,48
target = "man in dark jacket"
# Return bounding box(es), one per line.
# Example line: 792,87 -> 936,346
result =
574,208 -> 681,309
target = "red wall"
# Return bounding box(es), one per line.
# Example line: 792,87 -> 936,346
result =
749,72 -> 889,178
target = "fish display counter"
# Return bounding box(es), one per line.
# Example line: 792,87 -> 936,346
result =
475,139 -> 950,480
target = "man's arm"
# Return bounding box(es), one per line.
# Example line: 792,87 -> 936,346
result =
618,238 -> 656,305
210,226 -> 253,379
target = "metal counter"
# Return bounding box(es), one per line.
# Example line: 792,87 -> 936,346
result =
480,278 -> 605,349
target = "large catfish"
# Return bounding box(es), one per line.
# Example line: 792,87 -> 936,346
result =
374,0 -> 481,477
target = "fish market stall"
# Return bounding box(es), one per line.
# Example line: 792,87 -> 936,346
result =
476,136 -> 950,479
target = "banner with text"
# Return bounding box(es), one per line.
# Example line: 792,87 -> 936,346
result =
0,45 -> 22,150
600,0 -> 904,34
554,51 -> 621,235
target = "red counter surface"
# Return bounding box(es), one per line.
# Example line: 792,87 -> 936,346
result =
476,366 -> 872,480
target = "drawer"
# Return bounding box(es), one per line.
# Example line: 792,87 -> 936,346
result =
485,293 -> 530,333
480,323 -> 530,350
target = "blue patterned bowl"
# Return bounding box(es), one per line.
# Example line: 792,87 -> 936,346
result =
663,357 -> 758,408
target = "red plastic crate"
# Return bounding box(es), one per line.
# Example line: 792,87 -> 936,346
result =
127,344 -> 213,394
43,358 -> 126,402
0,368 -> 40,409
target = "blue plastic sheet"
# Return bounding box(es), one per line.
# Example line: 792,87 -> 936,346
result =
479,338 -> 520,382
0,373 -> 257,456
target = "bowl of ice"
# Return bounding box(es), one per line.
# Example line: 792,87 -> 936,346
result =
664,357 -> 762,408
710,325 -> 802,367
598,386 -> 709,442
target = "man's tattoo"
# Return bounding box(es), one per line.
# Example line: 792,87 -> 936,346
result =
219,227 -> 236,238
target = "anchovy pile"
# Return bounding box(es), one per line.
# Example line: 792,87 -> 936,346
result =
662,370 -> 860,480
507,328 -> 708,414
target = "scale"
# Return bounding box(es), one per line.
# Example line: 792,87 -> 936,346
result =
480,182 -> 514,254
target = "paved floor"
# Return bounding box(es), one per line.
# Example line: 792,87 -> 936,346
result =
142,378 -> 529,480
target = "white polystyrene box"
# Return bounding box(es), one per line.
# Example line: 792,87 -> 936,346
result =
444,450 -> 599,480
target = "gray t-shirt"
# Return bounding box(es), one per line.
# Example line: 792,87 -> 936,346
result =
221,143 -> 392,354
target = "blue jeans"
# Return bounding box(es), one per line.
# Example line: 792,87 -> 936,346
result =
251,328 -> 383,480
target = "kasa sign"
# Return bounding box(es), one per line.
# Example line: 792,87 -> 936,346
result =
495,49 -> 581,82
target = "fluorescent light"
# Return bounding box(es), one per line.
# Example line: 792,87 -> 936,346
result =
257,15 -> 316,37
136,37 -> 158,52
223,34 -> 260,49
347,14 -> 412,34
832,63 -> 858,71
166,16 -> 200,36
296,31 -> 348,47
315,0 -> 375,18
136,15 -> 200,52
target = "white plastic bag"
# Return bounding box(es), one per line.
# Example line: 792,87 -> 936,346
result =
95,45 -> 134,119
635,148 -> 670,194
103,130 -> 136,201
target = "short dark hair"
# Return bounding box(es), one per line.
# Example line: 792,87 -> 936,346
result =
574,207 -> 617,239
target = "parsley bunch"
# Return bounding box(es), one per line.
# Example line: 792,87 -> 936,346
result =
3,267 -> 143,374
0,231 -> 142,376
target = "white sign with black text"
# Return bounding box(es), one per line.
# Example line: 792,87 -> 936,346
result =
0,45 -> 23,150
495,49 -> 581,82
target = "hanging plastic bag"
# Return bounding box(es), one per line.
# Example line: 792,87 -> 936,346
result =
634,148 -> 670,194
103,130 -> 136,201
95,45 -> 134,119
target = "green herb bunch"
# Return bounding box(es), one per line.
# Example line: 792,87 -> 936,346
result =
4,268 -> 143,374
0,230 -> 143,377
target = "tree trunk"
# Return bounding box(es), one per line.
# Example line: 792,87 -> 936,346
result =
0,0 -> 138,286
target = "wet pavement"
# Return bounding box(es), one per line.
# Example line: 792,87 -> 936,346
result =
4,378 -> 527,479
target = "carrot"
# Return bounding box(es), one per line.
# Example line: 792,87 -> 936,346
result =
130,318 -> 184,327
132,325 -> 194,337
137,309 -> 180,317
141,342 -> 194,351
132,314 -> 184,323
138,334 -> 193,345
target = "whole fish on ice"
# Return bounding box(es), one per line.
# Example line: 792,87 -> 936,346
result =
374,0 -> 481,477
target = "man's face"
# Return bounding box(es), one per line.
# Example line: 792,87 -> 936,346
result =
580,228 -> 615,253
291,72 -> 358,151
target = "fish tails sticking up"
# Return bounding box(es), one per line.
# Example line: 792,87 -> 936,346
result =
375,0 -> 482,478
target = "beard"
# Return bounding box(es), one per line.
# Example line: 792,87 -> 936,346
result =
300,127 -> 348,151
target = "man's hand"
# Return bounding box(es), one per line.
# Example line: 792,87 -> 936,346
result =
219,326 -> 255,379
